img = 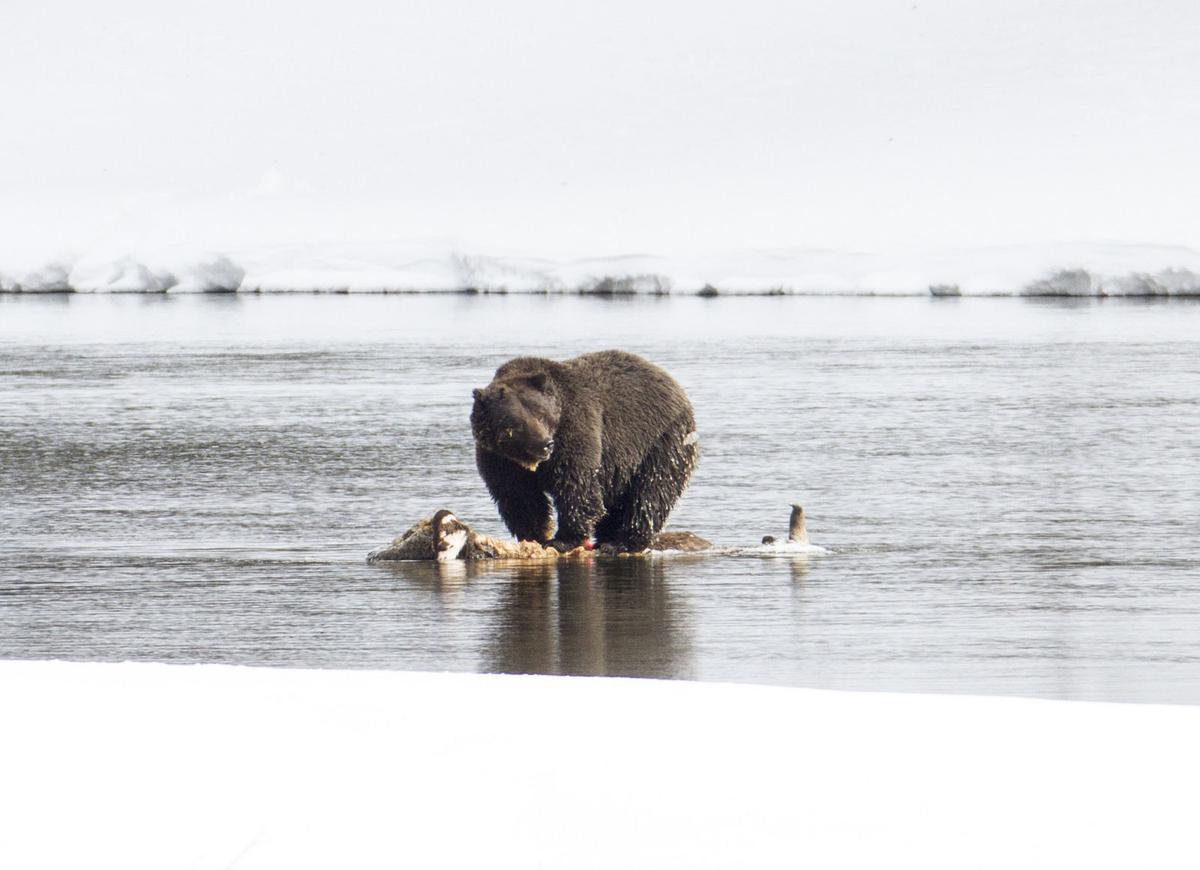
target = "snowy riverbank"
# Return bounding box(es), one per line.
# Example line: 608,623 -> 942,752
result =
2,660 -> 1196,869
4,243 -> 1200,297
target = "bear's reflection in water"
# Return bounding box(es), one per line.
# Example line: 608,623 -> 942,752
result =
486,558 -> 693,679
387,557 -> 694,679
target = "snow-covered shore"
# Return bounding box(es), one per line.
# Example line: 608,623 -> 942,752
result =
1,660 -> 1195,869
4,243 -> 1200,297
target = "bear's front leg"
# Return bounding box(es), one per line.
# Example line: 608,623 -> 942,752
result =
476,446 -> 554,542
602,414 -> 699,553
546,450 -> 605,552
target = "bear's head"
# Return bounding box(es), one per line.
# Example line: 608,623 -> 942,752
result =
470,372 -> 561,471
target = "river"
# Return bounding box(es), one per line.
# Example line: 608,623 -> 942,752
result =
2,292 -> 1198,703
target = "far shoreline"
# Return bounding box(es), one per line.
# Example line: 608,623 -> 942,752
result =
5,286 -> 1200,299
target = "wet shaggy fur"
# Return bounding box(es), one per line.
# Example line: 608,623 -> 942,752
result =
471,350 -> 698,552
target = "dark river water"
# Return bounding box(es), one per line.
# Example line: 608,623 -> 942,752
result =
2,292 -> 1199,703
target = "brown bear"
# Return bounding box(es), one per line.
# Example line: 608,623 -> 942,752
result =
470,350 -> 698,553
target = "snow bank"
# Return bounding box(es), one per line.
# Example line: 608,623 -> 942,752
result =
1022,266 -> 1200,297
1,254 -> 244,293
1,660 -> 1196,870
168,254 -> 246,293
5,243 -> 1200,296
64,253 -> 245,293
0,261 -> 72,292
68,256 -> 178,293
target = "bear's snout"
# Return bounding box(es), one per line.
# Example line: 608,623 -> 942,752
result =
532,438 -> 554,463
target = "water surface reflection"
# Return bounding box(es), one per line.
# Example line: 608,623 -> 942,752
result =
381,558 -> 693,679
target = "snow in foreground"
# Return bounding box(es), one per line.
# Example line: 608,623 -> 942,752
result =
2,661 -> 1195,869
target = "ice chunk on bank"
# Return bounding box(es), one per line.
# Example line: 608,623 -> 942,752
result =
0,261 -> 73,292
65,253 -> 246,293
69,256 -> 177,292
167,254 -> 245,292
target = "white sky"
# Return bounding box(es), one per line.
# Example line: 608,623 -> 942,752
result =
3,0 -> 1199,259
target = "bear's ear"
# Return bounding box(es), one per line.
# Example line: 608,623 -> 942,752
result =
527,372 -> 549,392
472,388 -> 483,402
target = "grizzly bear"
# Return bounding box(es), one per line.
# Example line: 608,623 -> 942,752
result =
470,350 -> 698,553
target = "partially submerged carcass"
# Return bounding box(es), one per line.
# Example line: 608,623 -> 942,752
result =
368,509 -> 713,562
